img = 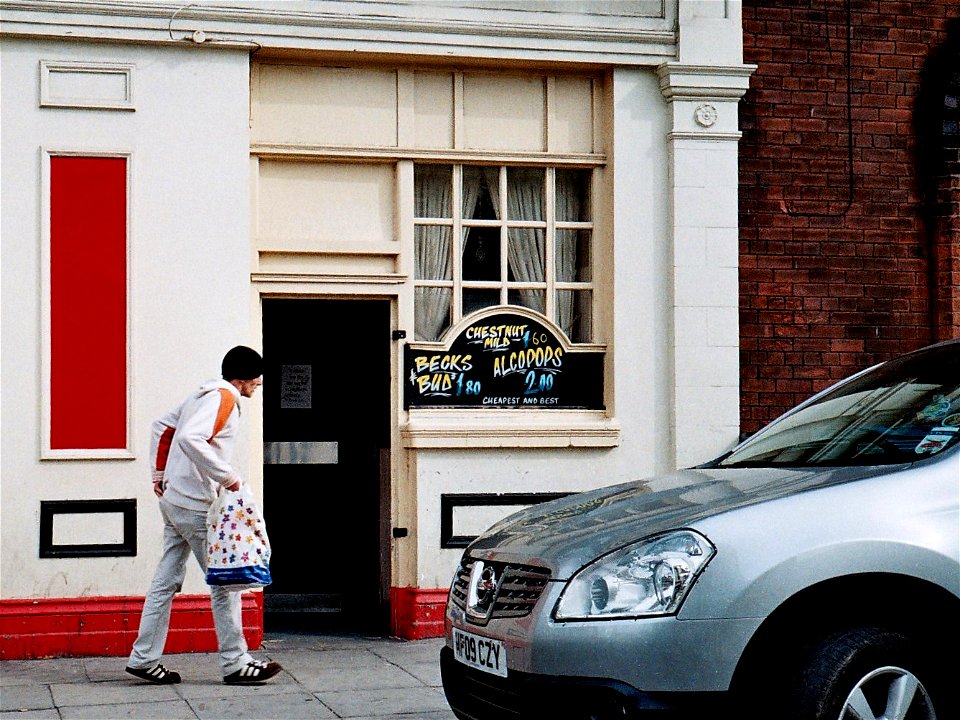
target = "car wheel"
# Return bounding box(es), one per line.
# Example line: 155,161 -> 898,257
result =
792,627 -> 940,720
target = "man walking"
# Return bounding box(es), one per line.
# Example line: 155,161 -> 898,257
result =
126,346 -> 281,685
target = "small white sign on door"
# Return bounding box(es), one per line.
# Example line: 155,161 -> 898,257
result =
281,364 -> 312,409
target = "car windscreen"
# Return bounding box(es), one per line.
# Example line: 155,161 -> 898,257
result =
719,343 -> 960,468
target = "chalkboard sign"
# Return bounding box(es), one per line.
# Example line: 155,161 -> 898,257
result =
404,309 -> 604,409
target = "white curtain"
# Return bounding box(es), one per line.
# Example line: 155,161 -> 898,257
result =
554,171 -> 582,336
462,169 -> 482,230
482,167 -> 546,315
460,168 -> 487,315
414,167 -> 452,341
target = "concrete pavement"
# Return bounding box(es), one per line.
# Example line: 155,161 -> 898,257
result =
0,633 -> 456,720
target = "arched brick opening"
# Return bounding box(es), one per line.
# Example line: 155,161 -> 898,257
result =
915,17 -> 960,342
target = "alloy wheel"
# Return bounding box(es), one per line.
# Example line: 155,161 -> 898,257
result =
839,666 -> 936,720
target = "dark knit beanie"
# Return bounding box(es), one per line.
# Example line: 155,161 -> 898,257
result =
221,346 -> 263,381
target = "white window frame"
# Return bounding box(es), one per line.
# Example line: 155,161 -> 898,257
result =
414,163 -> 595,343
39,60 -> 135,111
40,148 -> 135,461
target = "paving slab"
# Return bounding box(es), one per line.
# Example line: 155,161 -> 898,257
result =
284,648 -> 400,670
1,658 -> 86,686
190,690 -> 337,719
59,698 -> 197,719
316,687 -> 453,718
398,660 -> 443,687
176,680 -> 301,702
0,684 -> 54,712
289,663 -> 423,693
350,714 -> 455,720
51,679 -> 181,707
0,710 -> 60,719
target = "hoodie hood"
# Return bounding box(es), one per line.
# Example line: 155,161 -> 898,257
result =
201,378 -> 240,399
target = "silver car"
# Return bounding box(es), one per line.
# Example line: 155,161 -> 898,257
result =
441,340 -> 959,720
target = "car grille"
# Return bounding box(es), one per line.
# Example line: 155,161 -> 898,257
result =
450,557 -> 551,623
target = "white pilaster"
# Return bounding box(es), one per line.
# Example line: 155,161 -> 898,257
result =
658,61 -> 754,467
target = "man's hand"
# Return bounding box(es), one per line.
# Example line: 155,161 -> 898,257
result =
225,479 -> 241,492
152,471 -> 165,498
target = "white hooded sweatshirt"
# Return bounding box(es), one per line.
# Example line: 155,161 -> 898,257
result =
150,379 -> 243,512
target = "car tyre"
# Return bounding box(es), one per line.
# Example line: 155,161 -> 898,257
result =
790,627 -> 941,720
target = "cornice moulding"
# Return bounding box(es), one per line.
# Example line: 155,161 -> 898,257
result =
251,143 -> 606,166
0,1 -> 680,64
657,62 -> 757,100
250,272 -> 406,284
667,130 -> 743,142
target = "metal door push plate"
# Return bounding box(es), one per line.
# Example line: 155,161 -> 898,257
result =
263,441 -> 339,465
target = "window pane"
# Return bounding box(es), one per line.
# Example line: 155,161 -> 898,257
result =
556,168 -> 590,222
415,225 -> 452,280
415,287 -> 451,341
508,288 -> 545,315
557,289 -> 592,342
507,228 -> 545,282
414,164 -> 452,218
463,288 -> 500,316
462,226 -> 500,281
507,167 -> 544,221
556,229 -> 591,282
463,165 -> 497,219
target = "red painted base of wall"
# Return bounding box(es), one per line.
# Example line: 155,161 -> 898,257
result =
0,593 -> 263,660
1,588 -> 444,658
390,587 -> 448,640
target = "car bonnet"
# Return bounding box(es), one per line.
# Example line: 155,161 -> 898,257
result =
465,464 -> 910,579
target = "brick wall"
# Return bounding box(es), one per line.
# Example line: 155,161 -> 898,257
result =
739,0 -> 958,433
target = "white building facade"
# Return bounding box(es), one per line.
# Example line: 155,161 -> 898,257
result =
0,0 -> 753,656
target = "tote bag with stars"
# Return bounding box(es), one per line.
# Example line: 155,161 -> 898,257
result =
205,484 -> 272,590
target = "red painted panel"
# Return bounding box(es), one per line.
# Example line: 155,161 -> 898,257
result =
0,594 -> 263,660
50,156 -> 127,449
390,587 -> 448,640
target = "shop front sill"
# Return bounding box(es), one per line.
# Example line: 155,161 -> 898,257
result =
400,411 -> 621,449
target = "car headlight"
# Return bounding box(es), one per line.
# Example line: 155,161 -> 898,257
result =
555,530 -> 715,620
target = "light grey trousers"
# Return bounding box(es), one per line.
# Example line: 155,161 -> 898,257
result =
128,497 -> 253,676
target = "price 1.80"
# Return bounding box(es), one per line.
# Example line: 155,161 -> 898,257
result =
455,374 -> 482,396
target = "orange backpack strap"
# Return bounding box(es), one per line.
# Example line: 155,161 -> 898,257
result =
209,388 -> 237,442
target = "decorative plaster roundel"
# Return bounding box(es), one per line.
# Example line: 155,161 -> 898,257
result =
694,104 -> 718,128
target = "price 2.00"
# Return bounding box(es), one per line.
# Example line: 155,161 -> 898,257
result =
524,370 -> 554,395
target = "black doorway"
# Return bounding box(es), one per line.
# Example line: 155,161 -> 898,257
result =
261,298 -> 391,633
